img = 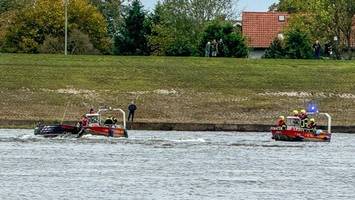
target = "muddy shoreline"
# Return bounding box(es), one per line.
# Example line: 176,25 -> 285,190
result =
0,120 -> 354,133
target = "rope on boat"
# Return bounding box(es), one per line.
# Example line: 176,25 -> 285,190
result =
61,101 -> 70,124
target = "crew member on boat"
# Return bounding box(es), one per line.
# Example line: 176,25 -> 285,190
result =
81,115 -> 89,127
308,118 -> 317,132
277,116 -> 287,130
104,116 -> 117,125
299,109 -> 309,128
292,110 -> 299,117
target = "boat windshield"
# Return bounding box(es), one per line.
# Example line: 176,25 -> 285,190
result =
87,115 -> 99,124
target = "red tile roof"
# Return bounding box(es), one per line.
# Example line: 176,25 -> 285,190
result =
242,12 -> 289,48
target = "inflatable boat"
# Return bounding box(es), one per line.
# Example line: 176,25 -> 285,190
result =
271,113 -> 332,142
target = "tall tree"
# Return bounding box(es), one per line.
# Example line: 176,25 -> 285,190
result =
113,0 -> 149,55
0,0 -> 34,14
270,0 -> 355,59
89,0 -> 123,37
2,0 -> 109,54
327,0 -> 355,59
190,0 -> 238,22
149,0 -> 198,56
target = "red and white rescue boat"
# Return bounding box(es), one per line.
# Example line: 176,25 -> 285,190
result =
271,113 -> 331,142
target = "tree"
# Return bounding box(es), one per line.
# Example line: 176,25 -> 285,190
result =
199,20 -> 248,57
0,0 -> 34,14
326,0 -> 355,60
113,0 -> 149,55
89,0 -> 123,37
1,0 -> 109,54
38,29 -> 99,54
190,0 -> 238,23
148,0 -> 199,56
263,38 -> 286,59
284,28 -> 313,59
269,0 -> 355,59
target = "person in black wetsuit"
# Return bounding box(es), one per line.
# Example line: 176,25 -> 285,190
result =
128,101 -> 137,122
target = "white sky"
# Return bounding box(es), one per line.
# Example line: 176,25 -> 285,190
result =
140,0 -> 279,11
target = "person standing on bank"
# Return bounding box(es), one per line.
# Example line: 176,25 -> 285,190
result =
128,101 -> 137,122
313,40 -> 321,59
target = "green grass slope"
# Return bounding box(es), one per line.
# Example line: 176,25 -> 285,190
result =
1,53 -> 355,125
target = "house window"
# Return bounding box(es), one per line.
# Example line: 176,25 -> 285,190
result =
278,15 -> 285,22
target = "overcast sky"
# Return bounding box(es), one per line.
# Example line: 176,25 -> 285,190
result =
140,0 -> 279,11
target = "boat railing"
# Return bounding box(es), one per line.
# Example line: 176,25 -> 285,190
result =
98,108 -> 126,129
307,112 -> 331,133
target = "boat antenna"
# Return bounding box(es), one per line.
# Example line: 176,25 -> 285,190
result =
61,101 -> 70,124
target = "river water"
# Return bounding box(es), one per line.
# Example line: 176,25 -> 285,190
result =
0,129 -> 354,200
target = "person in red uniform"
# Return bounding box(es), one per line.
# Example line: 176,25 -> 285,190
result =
277,116 -> 287,130
81,115 -> 89,127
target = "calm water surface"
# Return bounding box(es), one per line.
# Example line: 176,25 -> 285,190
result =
0,130 -> 354,200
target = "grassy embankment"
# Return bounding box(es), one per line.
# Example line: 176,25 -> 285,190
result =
1,53 -> 355,126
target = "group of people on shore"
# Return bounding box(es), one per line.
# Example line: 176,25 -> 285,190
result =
277,109 -> 317,131
205,39 -> 224,57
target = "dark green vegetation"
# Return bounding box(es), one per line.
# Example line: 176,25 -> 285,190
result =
1,54 -> 355,125
269,0 -> 355,60
0,0 -> 248,57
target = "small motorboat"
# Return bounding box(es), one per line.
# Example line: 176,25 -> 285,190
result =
271,112 -> 332,142
34,124 -> 79,138
34,107 -> 128,138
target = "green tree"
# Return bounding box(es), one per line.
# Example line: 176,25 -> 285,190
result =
0,0 -> 34,14
89,0 -> 123,37
269,0 -> 355,59
149,0 -> 199,56
284,28 -> 313,59
113,0 -> 149,55
263,37 -> 286,59
199,20 -> 248,57
1,0 -> 109,54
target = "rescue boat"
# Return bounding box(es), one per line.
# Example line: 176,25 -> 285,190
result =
34,107 -> 128,138
271,112 -> 332,142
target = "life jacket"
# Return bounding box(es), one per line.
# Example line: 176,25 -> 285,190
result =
81,118 -> 89,127
308,122 -> 317,129
277,119 -> 286,126
300,117 -> 309,128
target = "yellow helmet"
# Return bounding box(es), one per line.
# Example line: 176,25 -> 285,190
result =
293,110 -> 299,115
300,109 -> 306,114
310,118 -> 315,122
279,116 -> 285,120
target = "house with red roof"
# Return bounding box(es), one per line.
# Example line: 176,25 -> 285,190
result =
242,12 -> 289,58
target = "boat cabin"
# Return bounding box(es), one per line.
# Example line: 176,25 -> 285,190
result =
85,114 -> 100,127
286,116 -> 301,127
85,108 -> 126,129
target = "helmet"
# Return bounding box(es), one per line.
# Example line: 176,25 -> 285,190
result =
310,118 -> 315,122
293,110 -> 299,115
279,116 -> 285,120
300,109 -> 306,114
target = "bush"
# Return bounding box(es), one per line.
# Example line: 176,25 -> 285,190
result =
199,21 -> 248,57
38,36 -> 64,54
39,29 -> 99,55
263,37 -> 286,59
165,40 -> 195,56
68,29 -> 99,55
284,28 -> 313,59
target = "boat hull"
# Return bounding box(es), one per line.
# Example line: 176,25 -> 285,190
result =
85,126 -> 128,138
34,124 -> 79,137
271,129 -> 331,142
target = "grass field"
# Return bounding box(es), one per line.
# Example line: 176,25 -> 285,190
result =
1,53 -> 355,125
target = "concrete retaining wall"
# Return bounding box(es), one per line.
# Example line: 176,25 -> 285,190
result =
1,120 -> 354,133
